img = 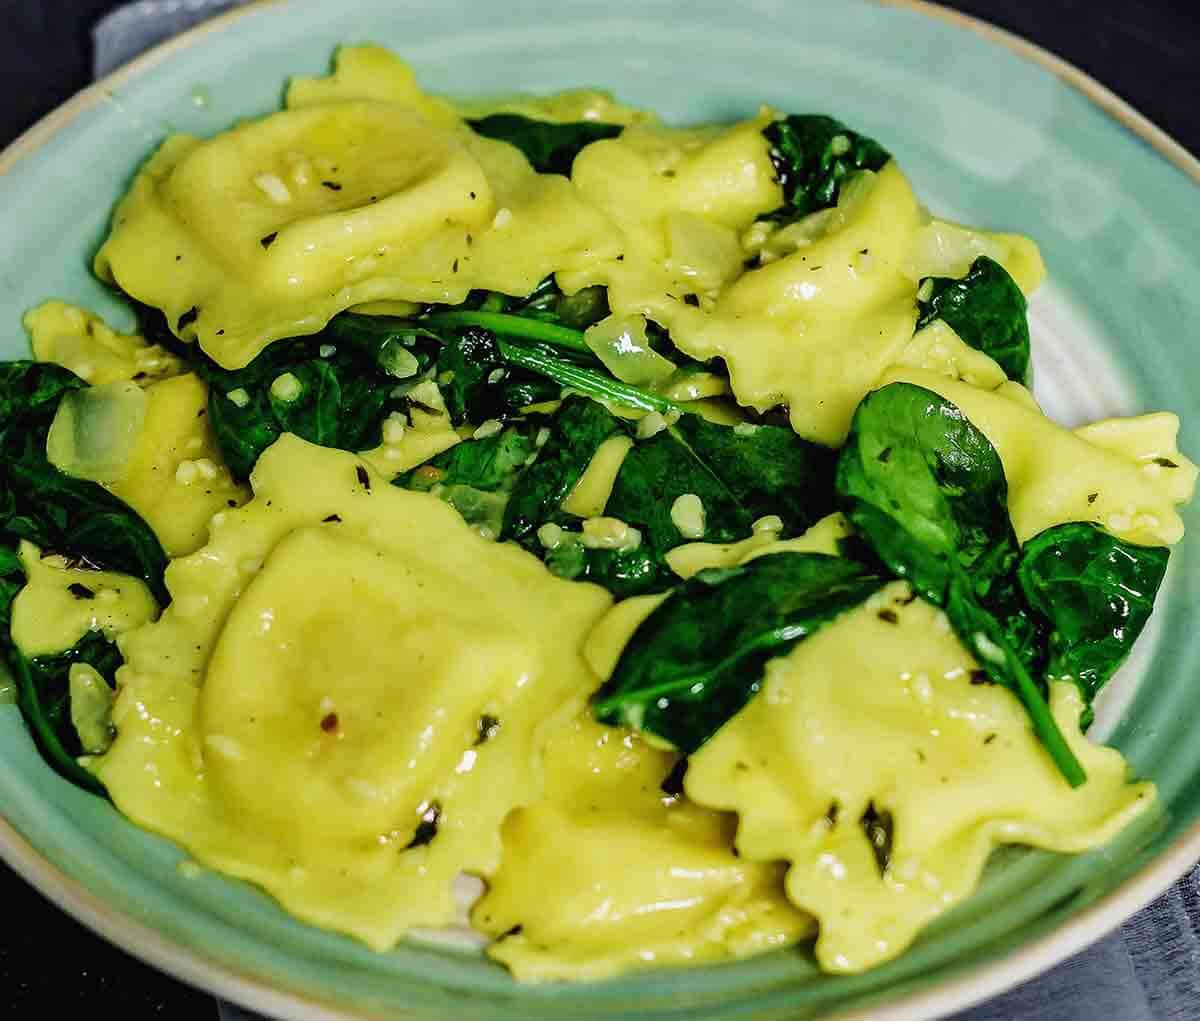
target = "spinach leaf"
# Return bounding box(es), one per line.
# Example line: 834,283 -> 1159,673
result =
201,318 -> 437,479
915,256 -> 1031,384
502,397 -> 622,543
5,624 -> 117,796
505,279 -> 610,332
545,543 -> 664,596
398,427 -> 534,494
760,114 -> 890,223
835,382 -> 1086,786
1018,522 -> 1168,719
585,414 -> 836,595
592,553 -> 886,752
395,424 -> 536,538
435,326 -> 512,424
467,114 -> 623,176
503,398 -> 837,597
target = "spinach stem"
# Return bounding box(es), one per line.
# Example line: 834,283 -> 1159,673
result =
496,340 -> 686,415
1003,643 -> 1087,787
423,310 -> 593,354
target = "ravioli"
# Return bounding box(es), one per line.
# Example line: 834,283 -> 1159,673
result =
24,300 -> 182,386
105,373 -> 248,557
685,583 -> 1152,972
878,367 -> 1197,545
10,541 -> 157,658
561,130 -> 1044,444
94,435 -> 612,949
96,54 -> 619,370
475,714 -> 811,980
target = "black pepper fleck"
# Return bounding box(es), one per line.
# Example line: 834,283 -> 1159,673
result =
323,513 -> 343,523
321,180 -> 342,191
404,802 -> 442,849
475,714 -> 501,745
260,231 -> 278,249
67,583 -> 95,600
1154,457 -> 1179,468
969,669 -> 992,685
356,465 -> 371,490
877,609 -> 899,624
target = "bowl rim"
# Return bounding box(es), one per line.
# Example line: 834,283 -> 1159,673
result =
1,1 -> 1197,1019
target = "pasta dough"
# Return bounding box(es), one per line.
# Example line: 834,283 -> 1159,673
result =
94,435 -> 612,949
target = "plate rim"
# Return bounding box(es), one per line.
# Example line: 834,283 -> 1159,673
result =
0,1 -> 1197,1019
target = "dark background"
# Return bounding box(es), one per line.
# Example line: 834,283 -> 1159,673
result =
0,0 -> 1197,1017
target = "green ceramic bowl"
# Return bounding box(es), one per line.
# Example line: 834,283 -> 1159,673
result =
1,1 -> 1197,1018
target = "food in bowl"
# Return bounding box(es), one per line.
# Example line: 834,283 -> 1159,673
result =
1,44 -> 1193,980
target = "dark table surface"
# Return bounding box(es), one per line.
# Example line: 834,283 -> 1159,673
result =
0,1 -> 1197,1018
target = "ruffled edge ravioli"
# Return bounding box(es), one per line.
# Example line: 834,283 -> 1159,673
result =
94,435 -> 612,949
684,583 -> 1153,973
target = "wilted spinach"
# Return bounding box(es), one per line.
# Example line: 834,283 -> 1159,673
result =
835,381 -> 1086,786
502,398 -> 837,597
592,553 -> 886,751
467,114 -> 623,176
502,398 -> 623,541
915,256 -> 1031,384
395,424 -> 536,537
198,316 -> 443,480
1018,522 -> 1169,721
760,114 -> 890,224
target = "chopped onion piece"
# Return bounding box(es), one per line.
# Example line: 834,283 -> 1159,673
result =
46,381 -> 147,483
584,314 -> 675,387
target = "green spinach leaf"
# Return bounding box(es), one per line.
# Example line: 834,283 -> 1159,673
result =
501,397 -> 622,543
835,381 -> 1086,786
200,318 -> 436,479
593,553 -> 886,751
503,398 -> 837,597
1018,522 -> 1169,720
915,256 -> 1031,384
467,114 -> 623,176
399,426 -> 534,494
760,114 -> 890,223
395,424 -> 536,538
